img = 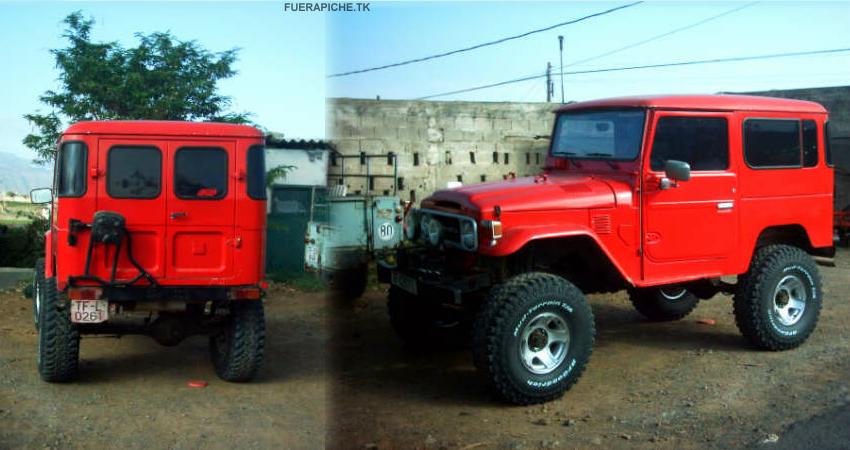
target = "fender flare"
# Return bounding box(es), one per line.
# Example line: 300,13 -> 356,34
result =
481,227 -> 634,285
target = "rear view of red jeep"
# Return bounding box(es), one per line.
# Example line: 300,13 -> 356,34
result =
30,121 -> 268,382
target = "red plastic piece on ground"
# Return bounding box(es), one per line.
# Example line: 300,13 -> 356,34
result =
697,319 -> 717,325
188,380 -> 208,388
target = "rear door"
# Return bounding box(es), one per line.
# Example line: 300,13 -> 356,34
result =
642,111 -> 739,281
96,140 -> 168,280
165,141 -> 236,280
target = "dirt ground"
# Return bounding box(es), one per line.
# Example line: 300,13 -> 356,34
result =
328,251 -> 850,450
2,250 -> 850,450
0,284 -> 329,450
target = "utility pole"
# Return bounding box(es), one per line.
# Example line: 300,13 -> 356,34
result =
546,62 -> 553,102
558,35 -> 565,103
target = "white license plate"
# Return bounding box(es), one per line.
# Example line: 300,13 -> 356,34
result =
70,300 -> 108,323
391,271 -> 418,295
305,245 -> 319,269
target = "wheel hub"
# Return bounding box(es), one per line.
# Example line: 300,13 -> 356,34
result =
660,286 -> 687,301
772,274 -> 807,326
519,312 -> 570,375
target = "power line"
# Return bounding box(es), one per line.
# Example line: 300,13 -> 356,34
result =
564,1 -> 759,69
417,47 -> 850,99
327,1 -> 643,78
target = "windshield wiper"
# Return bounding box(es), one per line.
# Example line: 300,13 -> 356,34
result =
584,153 -> 619,169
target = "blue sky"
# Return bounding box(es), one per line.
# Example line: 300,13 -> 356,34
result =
328,1 -> 850,101
0,1 -> 326,159
1,1 -> 848,161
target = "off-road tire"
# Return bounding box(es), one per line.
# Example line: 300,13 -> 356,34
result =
37,276 -> 80,382
733,245 -> 822,350
33,258 -> 45,329
628,286 -> 699,321
210,301 -> 266,382
471,272 -> 595,405
387,286 -> 469,348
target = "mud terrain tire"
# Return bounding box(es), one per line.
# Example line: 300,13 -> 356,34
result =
628,286 -> 699,321
734,245 -> 822,350
37,276 -> 80,382
210,301 -> 266,381
472,272 -> 594,405
387,286 -> 469,348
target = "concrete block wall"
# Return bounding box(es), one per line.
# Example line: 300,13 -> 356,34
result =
326,98 -> 558,202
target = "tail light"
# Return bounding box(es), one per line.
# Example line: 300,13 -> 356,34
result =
480,220 -> 503,246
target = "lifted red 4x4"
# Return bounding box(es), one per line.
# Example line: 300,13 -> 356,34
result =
385,95 -> 834,404
31,121 -> 268,382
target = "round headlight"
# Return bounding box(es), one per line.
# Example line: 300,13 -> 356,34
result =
460,220 -> 476,250
405,210 -> 419,240
425,217 -> 443,246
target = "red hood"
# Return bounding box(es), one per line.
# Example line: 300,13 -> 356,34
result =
422,172 -> 630,216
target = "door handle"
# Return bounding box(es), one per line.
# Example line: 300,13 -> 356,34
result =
170,212 -> 188,219
717,202 -> 734,210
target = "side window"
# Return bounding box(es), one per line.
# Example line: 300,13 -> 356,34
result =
650,116 -> 728,171
247,145 -> 267,200
175,147 -> 228,200
56,142 -> 87,197
825,121 -> 833,167
744,119 -> 801,168
802,120 -> 818,167
107,146 -> 162,199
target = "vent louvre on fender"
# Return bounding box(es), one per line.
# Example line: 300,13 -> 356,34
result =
591,214 -> 613,234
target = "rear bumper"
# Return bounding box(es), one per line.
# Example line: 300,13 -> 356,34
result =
82,285 -> 264,303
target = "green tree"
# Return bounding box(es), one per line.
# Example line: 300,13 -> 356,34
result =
24,12 -> 252,163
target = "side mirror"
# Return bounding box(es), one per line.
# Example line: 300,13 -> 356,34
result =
30,188 -> 53,204
664,160 -> 691,182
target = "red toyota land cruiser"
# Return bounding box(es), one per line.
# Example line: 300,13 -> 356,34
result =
384,95 -> 834,404
30,121 -> 268,382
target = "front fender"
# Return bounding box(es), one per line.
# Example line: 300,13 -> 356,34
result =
479,224 -> 634,284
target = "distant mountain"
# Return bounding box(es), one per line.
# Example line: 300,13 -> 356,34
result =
0,152 -> 52,194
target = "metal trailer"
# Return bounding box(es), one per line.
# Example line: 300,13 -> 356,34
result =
304,151 -> 403,299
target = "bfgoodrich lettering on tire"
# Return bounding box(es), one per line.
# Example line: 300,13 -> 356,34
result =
472,272 -> 594,405
733,245 -> 822,350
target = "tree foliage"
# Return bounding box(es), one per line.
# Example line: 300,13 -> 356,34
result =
24,12 -> 252,163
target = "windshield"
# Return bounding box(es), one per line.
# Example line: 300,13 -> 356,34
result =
551,109 -> 646,161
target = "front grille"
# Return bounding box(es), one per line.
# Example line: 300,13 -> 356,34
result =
421,209 -> 477,251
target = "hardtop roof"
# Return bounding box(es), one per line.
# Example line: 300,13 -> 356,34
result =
555,94 -> 827,114
62,120 -> 263,138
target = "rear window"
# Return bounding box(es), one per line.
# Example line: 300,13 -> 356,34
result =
175,147 -> 228,200
744,119 -> 802,168
247,145 -> 266,200
56,141 -> 87,197
650,117 -> 728,171
107,146 -> 162,199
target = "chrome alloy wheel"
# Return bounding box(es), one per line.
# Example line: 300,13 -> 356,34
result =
772,274 -> 807,326
660,286 -> 688,301
519,312 -> 570,375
